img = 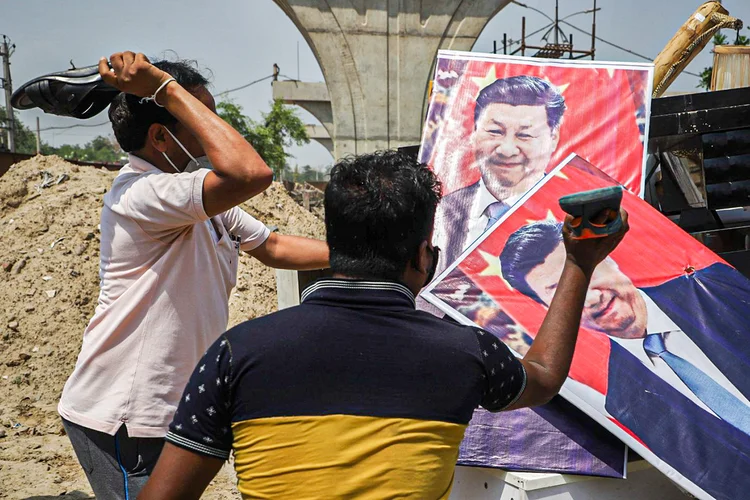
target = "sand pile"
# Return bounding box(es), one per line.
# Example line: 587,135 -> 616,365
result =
0,155 -> 324,498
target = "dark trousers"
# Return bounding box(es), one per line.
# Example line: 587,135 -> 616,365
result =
62,418 -> 164,500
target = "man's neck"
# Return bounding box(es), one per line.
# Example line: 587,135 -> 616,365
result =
131,150 -> 172,174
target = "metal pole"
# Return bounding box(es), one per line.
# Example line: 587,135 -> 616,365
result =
570,33 -> 574,59
493,40 -> 497,54
521,17 -> 526,57
36,117 -> 41,154
1,36 -> 15,153
503,33 -> 507,54
554,0 -> 559,45
591,0 -> 597,60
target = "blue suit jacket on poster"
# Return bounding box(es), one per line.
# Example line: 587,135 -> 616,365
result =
605,263 -> 750,500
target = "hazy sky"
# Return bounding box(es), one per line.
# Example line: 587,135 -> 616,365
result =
4,0 -> 749,169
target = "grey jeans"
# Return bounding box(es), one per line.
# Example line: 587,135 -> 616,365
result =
62,418 -> 164,500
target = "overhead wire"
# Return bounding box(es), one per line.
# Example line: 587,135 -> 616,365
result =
560,20 -> 701,77
215,74 -> 275,97
39,121 -> 109,132
486,22 -> 555,53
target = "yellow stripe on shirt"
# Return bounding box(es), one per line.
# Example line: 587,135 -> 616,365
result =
231,414 -> 467,499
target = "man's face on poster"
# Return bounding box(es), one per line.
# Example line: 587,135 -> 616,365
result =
473,103 -> 560,197
524,242 -> 648,339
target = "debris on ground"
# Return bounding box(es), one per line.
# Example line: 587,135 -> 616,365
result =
282,180 -> 326,220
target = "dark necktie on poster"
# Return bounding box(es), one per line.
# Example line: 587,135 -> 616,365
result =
484,201 -> 509,232
643,333 -> 750,435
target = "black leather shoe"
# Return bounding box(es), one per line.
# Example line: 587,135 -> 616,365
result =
11,64 -> 119,119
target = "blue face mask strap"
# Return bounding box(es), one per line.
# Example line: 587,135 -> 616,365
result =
114,433 -> 131,500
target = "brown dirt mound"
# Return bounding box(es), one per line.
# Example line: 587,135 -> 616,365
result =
0,155 -> 324,498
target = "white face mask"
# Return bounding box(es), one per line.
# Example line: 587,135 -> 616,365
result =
161,127 -> 213,173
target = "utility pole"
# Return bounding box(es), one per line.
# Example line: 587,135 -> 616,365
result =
36,117 -> 41,154
1,35 -> 16,153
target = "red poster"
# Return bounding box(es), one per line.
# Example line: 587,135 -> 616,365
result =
423,155 -> 750,500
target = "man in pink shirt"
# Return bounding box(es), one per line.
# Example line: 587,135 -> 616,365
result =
58,51 -> 329,499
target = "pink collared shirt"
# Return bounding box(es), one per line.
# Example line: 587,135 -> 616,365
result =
59,155 -> 269,437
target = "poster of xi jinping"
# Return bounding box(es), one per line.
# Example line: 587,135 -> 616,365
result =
422,154 -> 750,500
421,51 -> 653,278
418,50 -> 654,477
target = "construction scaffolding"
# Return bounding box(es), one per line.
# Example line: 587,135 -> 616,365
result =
495,0 -> 598,60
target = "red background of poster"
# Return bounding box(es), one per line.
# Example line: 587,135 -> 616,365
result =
445,156 -> 724,394
424,56 -> 650,196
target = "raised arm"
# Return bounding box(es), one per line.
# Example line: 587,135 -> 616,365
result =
504,209 -> 629,410
99,52 -> 273,217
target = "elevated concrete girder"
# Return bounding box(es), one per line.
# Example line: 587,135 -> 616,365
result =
304,124 -> 334,154
272,0 -> 511,159
272,81 -> 334,140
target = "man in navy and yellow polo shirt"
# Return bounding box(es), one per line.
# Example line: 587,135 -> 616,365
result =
140,150 -> 628,499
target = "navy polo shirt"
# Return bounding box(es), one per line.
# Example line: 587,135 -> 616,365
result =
167,279 -> 526,498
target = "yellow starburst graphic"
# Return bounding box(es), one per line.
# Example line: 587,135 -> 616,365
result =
478,249 -> 513,290
553,170 -> 569,180
471,65 -> 499,96
479,249 -> 501,277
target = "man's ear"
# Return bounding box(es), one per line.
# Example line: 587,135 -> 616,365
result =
414,240 -> 431,274
147,124 -> 170,153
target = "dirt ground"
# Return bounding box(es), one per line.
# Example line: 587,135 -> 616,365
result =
0,156 -> 325,499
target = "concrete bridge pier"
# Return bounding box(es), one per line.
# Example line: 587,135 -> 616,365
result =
272,0 -> 511,159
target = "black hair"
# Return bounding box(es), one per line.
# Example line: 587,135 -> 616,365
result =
108,60 -> 210,152
474,75 -> 566,132
324,150 -> 442,282
500,220 -> 563,304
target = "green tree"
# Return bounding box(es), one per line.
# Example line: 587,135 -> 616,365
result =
301,165 -> 314,181
44,135 -> 122,163
698,30 -> 750,90
217,99 -> 309,176
82,135 -> 121,163
1,106 -> 122,163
